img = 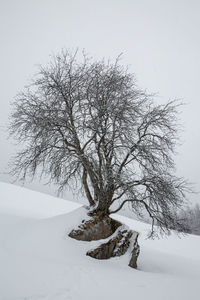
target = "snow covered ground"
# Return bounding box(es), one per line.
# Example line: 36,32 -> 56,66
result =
0,182 -> 200,300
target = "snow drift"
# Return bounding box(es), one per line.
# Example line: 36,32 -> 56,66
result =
0,182 -> 200,300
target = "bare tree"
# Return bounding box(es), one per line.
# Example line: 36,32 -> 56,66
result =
9,50 -> 190,236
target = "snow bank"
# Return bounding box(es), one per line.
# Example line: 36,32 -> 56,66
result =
0,182 -> 200,300
0,182 -> 81,218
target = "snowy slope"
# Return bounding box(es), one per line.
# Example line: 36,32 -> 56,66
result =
0,182 -> 81,218
0,182 -> 200,300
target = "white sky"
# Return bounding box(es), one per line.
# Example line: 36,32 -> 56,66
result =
0,0 -> 200,204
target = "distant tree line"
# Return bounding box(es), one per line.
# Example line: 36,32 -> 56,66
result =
178,204 -> 200,235
137,202 -> 200,235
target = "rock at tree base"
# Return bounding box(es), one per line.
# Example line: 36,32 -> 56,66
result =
128,232 -> 140,268
68,214 -> 121,241
86,227 -> 140,269
68,214 -> 140,269
86,227 -> 132,258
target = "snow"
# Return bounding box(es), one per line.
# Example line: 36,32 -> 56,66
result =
0,182 -> 200,300
0,182 -> 81,218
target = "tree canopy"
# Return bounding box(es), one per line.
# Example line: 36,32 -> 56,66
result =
9,50 -> 190,236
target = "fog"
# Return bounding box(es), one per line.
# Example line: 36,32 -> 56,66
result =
0,0 -> 199,204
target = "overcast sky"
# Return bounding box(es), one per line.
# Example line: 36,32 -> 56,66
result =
0,0 -> 200,204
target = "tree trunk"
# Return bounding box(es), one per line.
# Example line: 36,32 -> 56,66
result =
92,189 -> 113,217
82,168 -> 95,206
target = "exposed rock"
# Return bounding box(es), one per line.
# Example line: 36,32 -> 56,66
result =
68,214 -> 121,241
128,232 -> 140,269
86,227 -> 140,269
86,227 -> 132,258
68,213 -> 140,269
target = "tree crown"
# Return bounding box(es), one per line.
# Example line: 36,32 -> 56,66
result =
9,50 -> 190,236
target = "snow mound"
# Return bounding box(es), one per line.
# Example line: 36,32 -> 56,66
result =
0,183 -> 200,300
0,182 -> 81,218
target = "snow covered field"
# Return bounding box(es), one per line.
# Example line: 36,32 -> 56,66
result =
0,182 -> 200,300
